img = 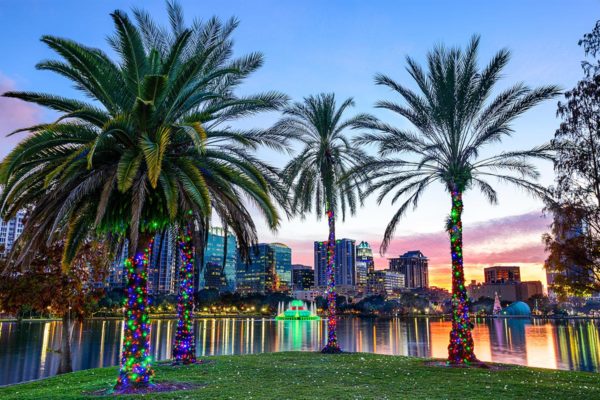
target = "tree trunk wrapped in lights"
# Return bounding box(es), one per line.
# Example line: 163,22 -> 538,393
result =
172,228 -> 196,365
116,236 -> 154,390
447,186 -> 477,364
322,207 -> 341,353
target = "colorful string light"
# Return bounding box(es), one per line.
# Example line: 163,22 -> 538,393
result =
172,229 -> 196,365
322,208 -> 341,353
116,238 -> 154,389
447,188 -> 477,364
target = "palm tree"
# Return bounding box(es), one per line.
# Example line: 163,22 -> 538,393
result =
274,93 -> 372,353
354,36 -> 559,364
129,1 -> 291,366
0,4 -> 286,389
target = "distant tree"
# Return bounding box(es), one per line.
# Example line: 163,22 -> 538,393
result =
397,293 -> 430,313
0,241 -> 108,374
98,288 -> 125,310
195,289 -> 221,307
545,22 -> 600,298
314,295 -> 328,311
527,294 -> 552,315
580,20 -> 600,76
471,297 -> 494,315
353,295 -> 386,315
382,299 -> 401,315
580,299 -> 600,315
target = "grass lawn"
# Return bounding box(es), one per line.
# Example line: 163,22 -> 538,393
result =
0,352 -> 598,399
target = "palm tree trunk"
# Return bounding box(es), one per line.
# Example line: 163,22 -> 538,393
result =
447,186 -> 477,364
322,207 -> 341,353
115,234 -> 154,390
56,312 -> 72,374
172,227 -> 196,365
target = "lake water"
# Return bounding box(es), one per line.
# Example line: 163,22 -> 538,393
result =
1,317 -> 599,386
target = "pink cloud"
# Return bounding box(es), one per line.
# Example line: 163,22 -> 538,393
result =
288,211 -> 550,289
0,73 -> 42,158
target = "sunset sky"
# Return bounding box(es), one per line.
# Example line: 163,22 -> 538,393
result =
0,1 -> 596,289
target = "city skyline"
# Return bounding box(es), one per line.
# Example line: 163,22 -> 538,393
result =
0,2 -> 598,396
0,1 -> 594,290
286,211 -> 549,289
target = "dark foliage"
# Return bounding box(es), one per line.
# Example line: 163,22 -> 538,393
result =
545,22 -> 600,298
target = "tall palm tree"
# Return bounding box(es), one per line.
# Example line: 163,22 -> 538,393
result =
274,93 -> 372,353
0,4 -> 286,389
354,36 -> 559,364
130,1 -> 291,366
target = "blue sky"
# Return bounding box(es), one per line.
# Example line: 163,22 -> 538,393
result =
0,0 -> 596,287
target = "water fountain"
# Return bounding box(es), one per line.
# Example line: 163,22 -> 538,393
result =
275,300 -> 320,321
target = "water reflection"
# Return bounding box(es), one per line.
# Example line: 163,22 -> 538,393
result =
1,317 -> 599,386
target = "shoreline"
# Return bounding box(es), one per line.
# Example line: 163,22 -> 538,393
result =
2,314 -> 599,323
0,352 -> 597,399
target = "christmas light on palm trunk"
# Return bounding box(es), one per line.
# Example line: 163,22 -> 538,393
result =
172,229 -> 196,364
322,208 -> 341,353
116,238 -> 154,389
447,187 -> 477,364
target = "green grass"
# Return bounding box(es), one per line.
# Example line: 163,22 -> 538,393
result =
0,352 -> 598,399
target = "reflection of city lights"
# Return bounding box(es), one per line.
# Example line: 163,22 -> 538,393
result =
39,322 -> 51,373
7,315 -> 600,385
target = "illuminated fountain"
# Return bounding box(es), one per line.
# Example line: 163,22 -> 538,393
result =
275,300 -> 320,321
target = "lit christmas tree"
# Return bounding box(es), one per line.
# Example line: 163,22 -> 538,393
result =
493,292 -> 502,315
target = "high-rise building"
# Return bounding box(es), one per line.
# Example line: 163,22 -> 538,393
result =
383,270 -> 405,294
292,264 -> 314,291
272,243 -> 292,291
467,279 -> 543,302
314,239 -> 356,287
203,262 -> 228,291
518,281 -> 544,301
470,265 -> 542,303
484,266 -> 521,283
108,231 -> 178,295
389,250 -> 429,289
236,243 -> 292,294
367,270 -> 405,296
148,230 -> 177,295
0,210 -> 25,256
356,241 -> 375,289
367,270 -> 386,295
107,242 -> 128,289
200,227 -> 238,293
108,227 -> 239,294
